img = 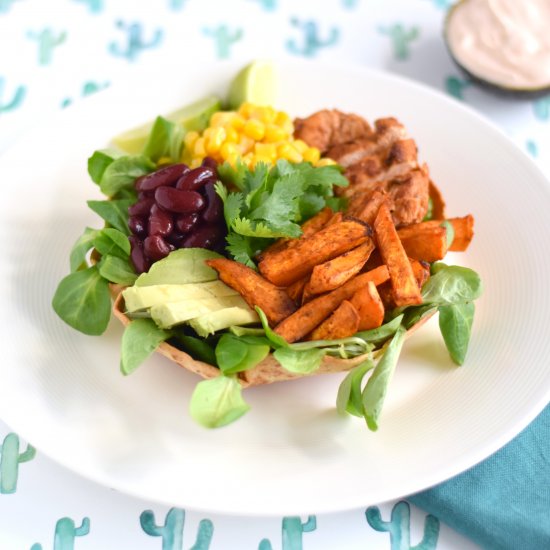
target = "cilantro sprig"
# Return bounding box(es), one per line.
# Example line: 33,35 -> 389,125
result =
215,160 -> 348,267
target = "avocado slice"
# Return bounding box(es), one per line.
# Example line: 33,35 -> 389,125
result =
150,295 -> 253,329
122,281 -> 239,313
189,307 -> 260,338
444,0 -> 550,98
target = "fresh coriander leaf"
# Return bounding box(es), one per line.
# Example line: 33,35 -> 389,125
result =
92,228 -> 131,260
223,192 -> 245,228
217,160 -> 248,190
299,162 -> 348,189
231,217 -> 284,238
52,266 -> 111,335
225,233 -> 258,269
438,302 -> 475,365
362,325 -> 407,431
325,195 -> 347,212
88,149 -> 123,184
336,359 -> 375,417
143,116 -> 185,163
189,375 -> 250,428
273,347 -> 325,374
215,334 -> 270,375
70,227 -> 99,272
98,255 -> 137,285
120,318 -> 171,375
242,162 -> 270,208
299,191 -> 326,219
99,155 -> 155,197
87,199 -> 134,234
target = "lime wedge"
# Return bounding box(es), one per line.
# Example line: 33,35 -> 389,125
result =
227,60 -> 278,109
112,95 -> 222,154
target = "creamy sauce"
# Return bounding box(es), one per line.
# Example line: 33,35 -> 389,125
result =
447,0 -> 550,89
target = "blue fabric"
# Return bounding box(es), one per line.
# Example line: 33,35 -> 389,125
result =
409,405 -> 550,550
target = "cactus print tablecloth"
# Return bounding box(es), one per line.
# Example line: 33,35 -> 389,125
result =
0,1 -> 548,548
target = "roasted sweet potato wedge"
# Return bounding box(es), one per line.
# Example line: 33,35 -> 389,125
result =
275,265 -> 389,342
374,203 -> 422,307
397,223 -> 448,263
258,217 -> 372,287
350,281 -> 385,331
308,300 -> 360,340
206,258 -> 296,325
306,240 -> 375,296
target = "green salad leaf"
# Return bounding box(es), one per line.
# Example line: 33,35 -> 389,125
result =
215,333 -> 270,375
143,116 -> 185,163
438,302 -> 475,365
69,227 -> 99,272
87,199 -> 134,234
98,255 -> 138,286
190,375 -> 250,428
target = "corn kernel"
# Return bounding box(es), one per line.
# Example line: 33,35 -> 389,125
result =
210,111 -> 235,127
225,126 -> 239,143
277,143 -> 302,163
275,111 -> 291,127
230,115 -> 246,130
243,119 -> 265,141
193,136 -> 206,157
238,135 -> 255,154
292,139 -> 308,153
220,142 -> 239,160
184,131 -> 199,150
205,127 -> 226,155
317,157 -> 337,167
302,147 -> 321,164
226,151 -> 240,166
254,142 -> 277,161
190,158 -> 202,169
264,124 -> 288,143
238,102 -> 254,118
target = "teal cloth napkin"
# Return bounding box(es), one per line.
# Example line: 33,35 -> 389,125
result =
409,404 -> 550,550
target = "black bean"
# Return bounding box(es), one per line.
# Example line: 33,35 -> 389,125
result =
154,187 -> 204,214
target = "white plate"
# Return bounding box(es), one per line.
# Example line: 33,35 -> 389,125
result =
1,60 -> 549,516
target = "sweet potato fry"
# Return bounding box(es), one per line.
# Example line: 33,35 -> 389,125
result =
378,258 -> 429,309
447,214 -> 474,251
308,300 -> 360,340
257,207 -> 334,261
397,223 -> 448,262
258,217 -> 372,287
286,276 -> 308,303
307,240 -> 375,296
275,265 -> 390,342
374,203 -> 422,307
347,190 -> 391,226
350,281 -> 385,331
205,258 -> 296,325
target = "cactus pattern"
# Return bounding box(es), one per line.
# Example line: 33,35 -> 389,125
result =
169,0 -> 186,10
258,515 -> 317,550
73,0 -> 103,13
0,432 -> 35,494
30,517 -> 90,550
286,18 -> 339,57
366,501 -> 439,550
378,24 -> 419,60
526,140 -> 539,158
250,0 -> 277,11
431,0 -> 454,9
445,75 -> 471,100
0,0 -> 18,13
140,507 -> 214,550
342,0 -> 359,8
203,26 -> 243,59
109,21 -> 163,62
0,77 -> 26,115
534,96 -> 550,121
27,28 -> 67,66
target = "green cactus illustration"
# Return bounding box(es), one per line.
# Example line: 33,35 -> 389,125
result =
109,20 -> 163,62
0,0 -> 18,13
432,0 -> 454,9
534,96 -> 550,121
0,77 -> 26,115
286,18 -> 339,57
30,517 -> 90,550
342,0 -> 359,8
169,0 -> 186,9
73,0 -> 103,13
27,28 -> 67,66
445,75 -> 471,100
258,515 -> 317,550
61,80 -> 110,109
140,507 -> 214,550
366,501 -> 439,550
526,139 -> 539,158
0,432 -> 35,494
203,25 -> 243,59
250,0 -> 277,11
378,24 -> 420,60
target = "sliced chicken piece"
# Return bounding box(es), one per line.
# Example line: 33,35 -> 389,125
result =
293,109 -> 372,153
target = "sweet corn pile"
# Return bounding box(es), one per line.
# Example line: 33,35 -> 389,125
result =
182,102 -> 334,169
